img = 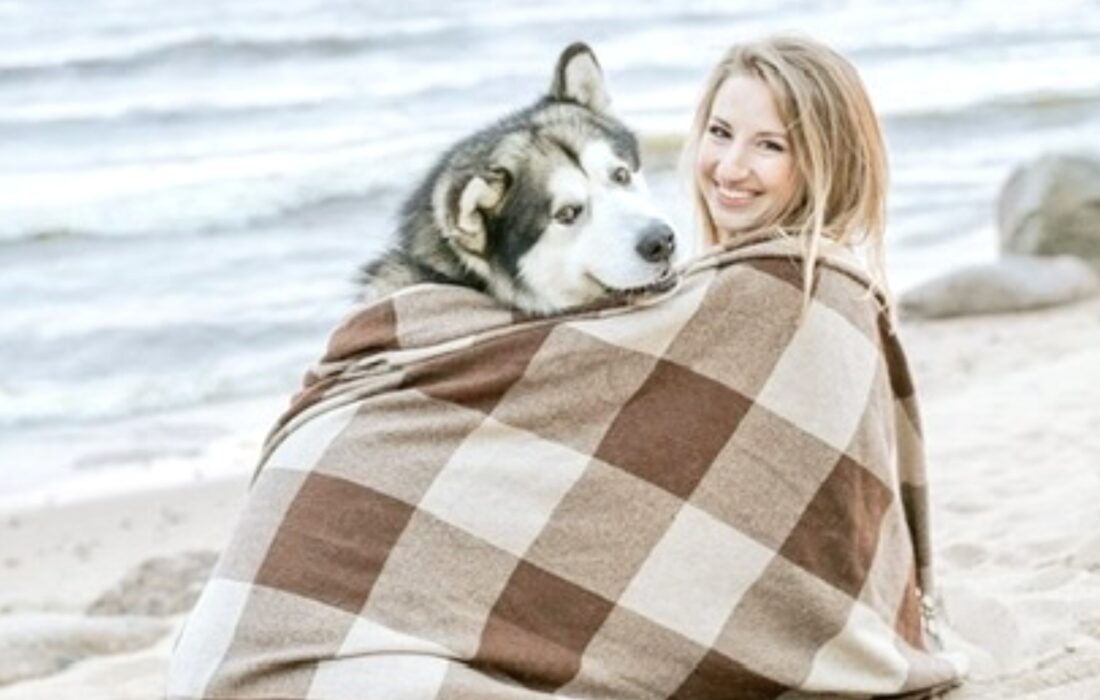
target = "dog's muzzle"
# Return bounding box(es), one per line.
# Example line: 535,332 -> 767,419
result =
635,222 -> 676,263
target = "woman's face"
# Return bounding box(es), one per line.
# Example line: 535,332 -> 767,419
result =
695,74 -> 799,241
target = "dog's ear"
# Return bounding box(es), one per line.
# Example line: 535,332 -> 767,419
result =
448,168 -> 510,255
550,42 -> 610,114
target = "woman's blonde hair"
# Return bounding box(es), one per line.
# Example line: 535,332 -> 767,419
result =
681,35 -> 890,305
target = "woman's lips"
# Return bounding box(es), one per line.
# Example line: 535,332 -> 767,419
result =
714,187 -> 758,209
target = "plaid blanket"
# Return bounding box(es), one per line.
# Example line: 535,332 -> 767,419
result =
168,234 -> 965,699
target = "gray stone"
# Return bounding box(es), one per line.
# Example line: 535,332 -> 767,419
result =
87,549 -> 218,617
0,613 -> 169,686
899,255 -> 1100,319
998,153 -> 1100,262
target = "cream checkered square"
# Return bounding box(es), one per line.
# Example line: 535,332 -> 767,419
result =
307,617 -> 451,699
167,579 -> 252,698
567,268 -> 713,358
619,504 -> 774,648
264,402 -> 360,473
419,416 -> 590,558
802,601 -> 909,694
755,299 -> 879,452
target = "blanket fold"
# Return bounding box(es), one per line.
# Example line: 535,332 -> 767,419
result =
169,235 -> 965,699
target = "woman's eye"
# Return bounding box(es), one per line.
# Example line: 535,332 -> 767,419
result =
611,167 -> 632,185
707,124 -> 730,138
761,140 -> 786,153
554,204 -> 583,225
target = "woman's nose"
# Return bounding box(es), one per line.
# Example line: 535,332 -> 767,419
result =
715,144 -> 750,182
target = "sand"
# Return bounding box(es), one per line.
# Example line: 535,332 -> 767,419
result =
2,297 -> 1099,699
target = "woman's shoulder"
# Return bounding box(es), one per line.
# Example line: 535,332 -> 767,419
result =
699,235 -> 888,334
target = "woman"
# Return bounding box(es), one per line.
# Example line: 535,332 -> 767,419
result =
673,35 -> 968,695
684,35 -> 889,305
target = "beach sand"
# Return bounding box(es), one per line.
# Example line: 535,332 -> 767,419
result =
2,297 -> 1099,699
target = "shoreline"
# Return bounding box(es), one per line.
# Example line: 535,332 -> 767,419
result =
1,476 -> 249,615
3,297 -> 1100,696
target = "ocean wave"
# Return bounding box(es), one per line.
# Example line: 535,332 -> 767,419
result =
0,135 -> 445,243
884,88 -> 1100,129
0,3 -> 744,83
0,179 -> 402,244
0,88 -> 344,128
0,315 -> 338,430
0,21 -> 452,82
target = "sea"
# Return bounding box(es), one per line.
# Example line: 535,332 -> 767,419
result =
2,0 -> 1099,507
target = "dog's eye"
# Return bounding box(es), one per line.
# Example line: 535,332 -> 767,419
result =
554,204 -> 583,225
611,166 -> 632,185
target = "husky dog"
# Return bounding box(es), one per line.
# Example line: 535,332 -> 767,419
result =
359,42 -> 678,315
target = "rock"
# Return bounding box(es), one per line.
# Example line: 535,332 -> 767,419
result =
899,255 -> 1100,319
0,613 -> 169,686
87,550 -> 218,617
998,153 -> 1100,262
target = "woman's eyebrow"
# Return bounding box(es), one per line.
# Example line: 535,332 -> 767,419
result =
709,116 -> 788,140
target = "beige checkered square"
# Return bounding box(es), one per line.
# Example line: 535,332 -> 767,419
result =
558,606 -> 710,699
525,460 -> 683,601
310,391 -> 485,505
691,403 -> 843,551
362,510 -> 521,658
663,262 -> 802,399
206,585 -> 357,698
490,325 -> 658,456
712,555 -> 855,687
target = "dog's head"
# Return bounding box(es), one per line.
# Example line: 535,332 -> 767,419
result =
433,42 -> 679,315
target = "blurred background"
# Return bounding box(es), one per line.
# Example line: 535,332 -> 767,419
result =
2,0 -> 1099,505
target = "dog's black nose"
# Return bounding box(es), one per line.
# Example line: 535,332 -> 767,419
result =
635,223 -> 676,263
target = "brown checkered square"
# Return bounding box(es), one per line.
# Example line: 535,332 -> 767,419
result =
669,650 -> 786,700
878,311 -> 916,401
474,561 -> 615,691
254,472 -> 414,614
896,568 -> 924,650
743,255 -> 804,290
595,359 -> 753,499
401,325 -> 552,414
779,455 -> 895,597
326,298 -> 398,362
